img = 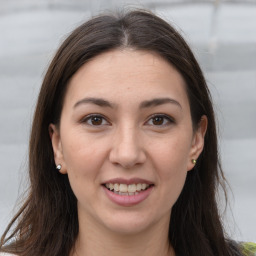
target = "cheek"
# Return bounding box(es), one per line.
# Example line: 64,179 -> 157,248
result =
156,150 -> 188,209
157,147 -> 188,193
61,135 -> 108,202
60,133 -> 110,198
152,135 -> 191,175
151,134 -> 191,201
61,129 -> 107,169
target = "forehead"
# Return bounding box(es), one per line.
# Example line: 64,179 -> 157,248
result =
65,49 -> 189,107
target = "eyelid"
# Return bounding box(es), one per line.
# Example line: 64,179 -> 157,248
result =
80,114 -> 111,126
80,113 -> 174,127
145,114 -> 175,126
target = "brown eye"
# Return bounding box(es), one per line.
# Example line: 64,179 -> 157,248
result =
91,116 -> 103,125
82,115 -> 109,126
146,114 -> 174,126
152,116 -> 164,125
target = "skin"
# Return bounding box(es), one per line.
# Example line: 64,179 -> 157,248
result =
50,49 -> 207,256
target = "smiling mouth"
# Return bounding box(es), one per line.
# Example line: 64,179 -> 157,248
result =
103,183 -> 154,196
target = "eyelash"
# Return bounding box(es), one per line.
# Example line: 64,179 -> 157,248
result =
81,114 -> 110,126
146,114 -> 174,127
81,114 -> 174,127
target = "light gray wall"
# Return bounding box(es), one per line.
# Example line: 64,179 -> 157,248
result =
0,0 -> 255,242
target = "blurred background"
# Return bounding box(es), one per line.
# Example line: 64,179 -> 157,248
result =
0,0 -> 255,242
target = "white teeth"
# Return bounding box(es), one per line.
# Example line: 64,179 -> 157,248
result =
113,190 -> 140,196
105,183 -> 150,193
114,183 -> 119,192
141,184 -> 147,190
109,183 -> 114,190
119,184 -> 128,192
128,184 -> 137,193
136,183 -> 142,191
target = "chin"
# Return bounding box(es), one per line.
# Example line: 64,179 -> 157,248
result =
103,212 -> 154,235
107,223 -> 150,236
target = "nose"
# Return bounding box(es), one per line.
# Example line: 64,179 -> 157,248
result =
109,125 -> 146,169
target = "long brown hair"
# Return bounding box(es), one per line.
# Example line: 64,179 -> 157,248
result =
1,9 -> 242,256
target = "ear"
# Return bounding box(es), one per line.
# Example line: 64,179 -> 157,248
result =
187,115 -> 208,171
49,124 -> 67,174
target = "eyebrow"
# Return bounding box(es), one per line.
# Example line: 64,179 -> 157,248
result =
139,97 -> 182,109
74,97 -> 115,109
73,97 -> 182,109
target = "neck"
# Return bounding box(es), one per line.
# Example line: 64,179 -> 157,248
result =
72,212 -> 175,256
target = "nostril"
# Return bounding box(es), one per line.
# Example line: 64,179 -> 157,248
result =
109,149 -> 146,169
108,134 -> 146,168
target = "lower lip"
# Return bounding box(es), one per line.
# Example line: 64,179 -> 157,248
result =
102,185 -> 154,207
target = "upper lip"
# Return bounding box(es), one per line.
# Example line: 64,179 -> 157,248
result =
102,177 -> 154,185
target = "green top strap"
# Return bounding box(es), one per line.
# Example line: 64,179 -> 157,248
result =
241,242 -> 256,256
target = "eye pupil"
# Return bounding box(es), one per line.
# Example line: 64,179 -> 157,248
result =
153,116 -> 164,125
91,116 -> 102,125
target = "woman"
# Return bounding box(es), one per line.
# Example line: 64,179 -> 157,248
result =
0,9 -> 255,256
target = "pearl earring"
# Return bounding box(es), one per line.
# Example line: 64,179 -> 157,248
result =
192,159 -> 197,165
56,164 -> 62,170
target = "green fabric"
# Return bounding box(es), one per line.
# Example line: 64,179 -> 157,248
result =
241,242 -> 256,256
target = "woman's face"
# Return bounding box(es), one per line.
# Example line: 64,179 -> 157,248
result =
50,49 -> 206,235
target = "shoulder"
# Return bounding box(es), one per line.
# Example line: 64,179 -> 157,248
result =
240,242 -> 256,256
